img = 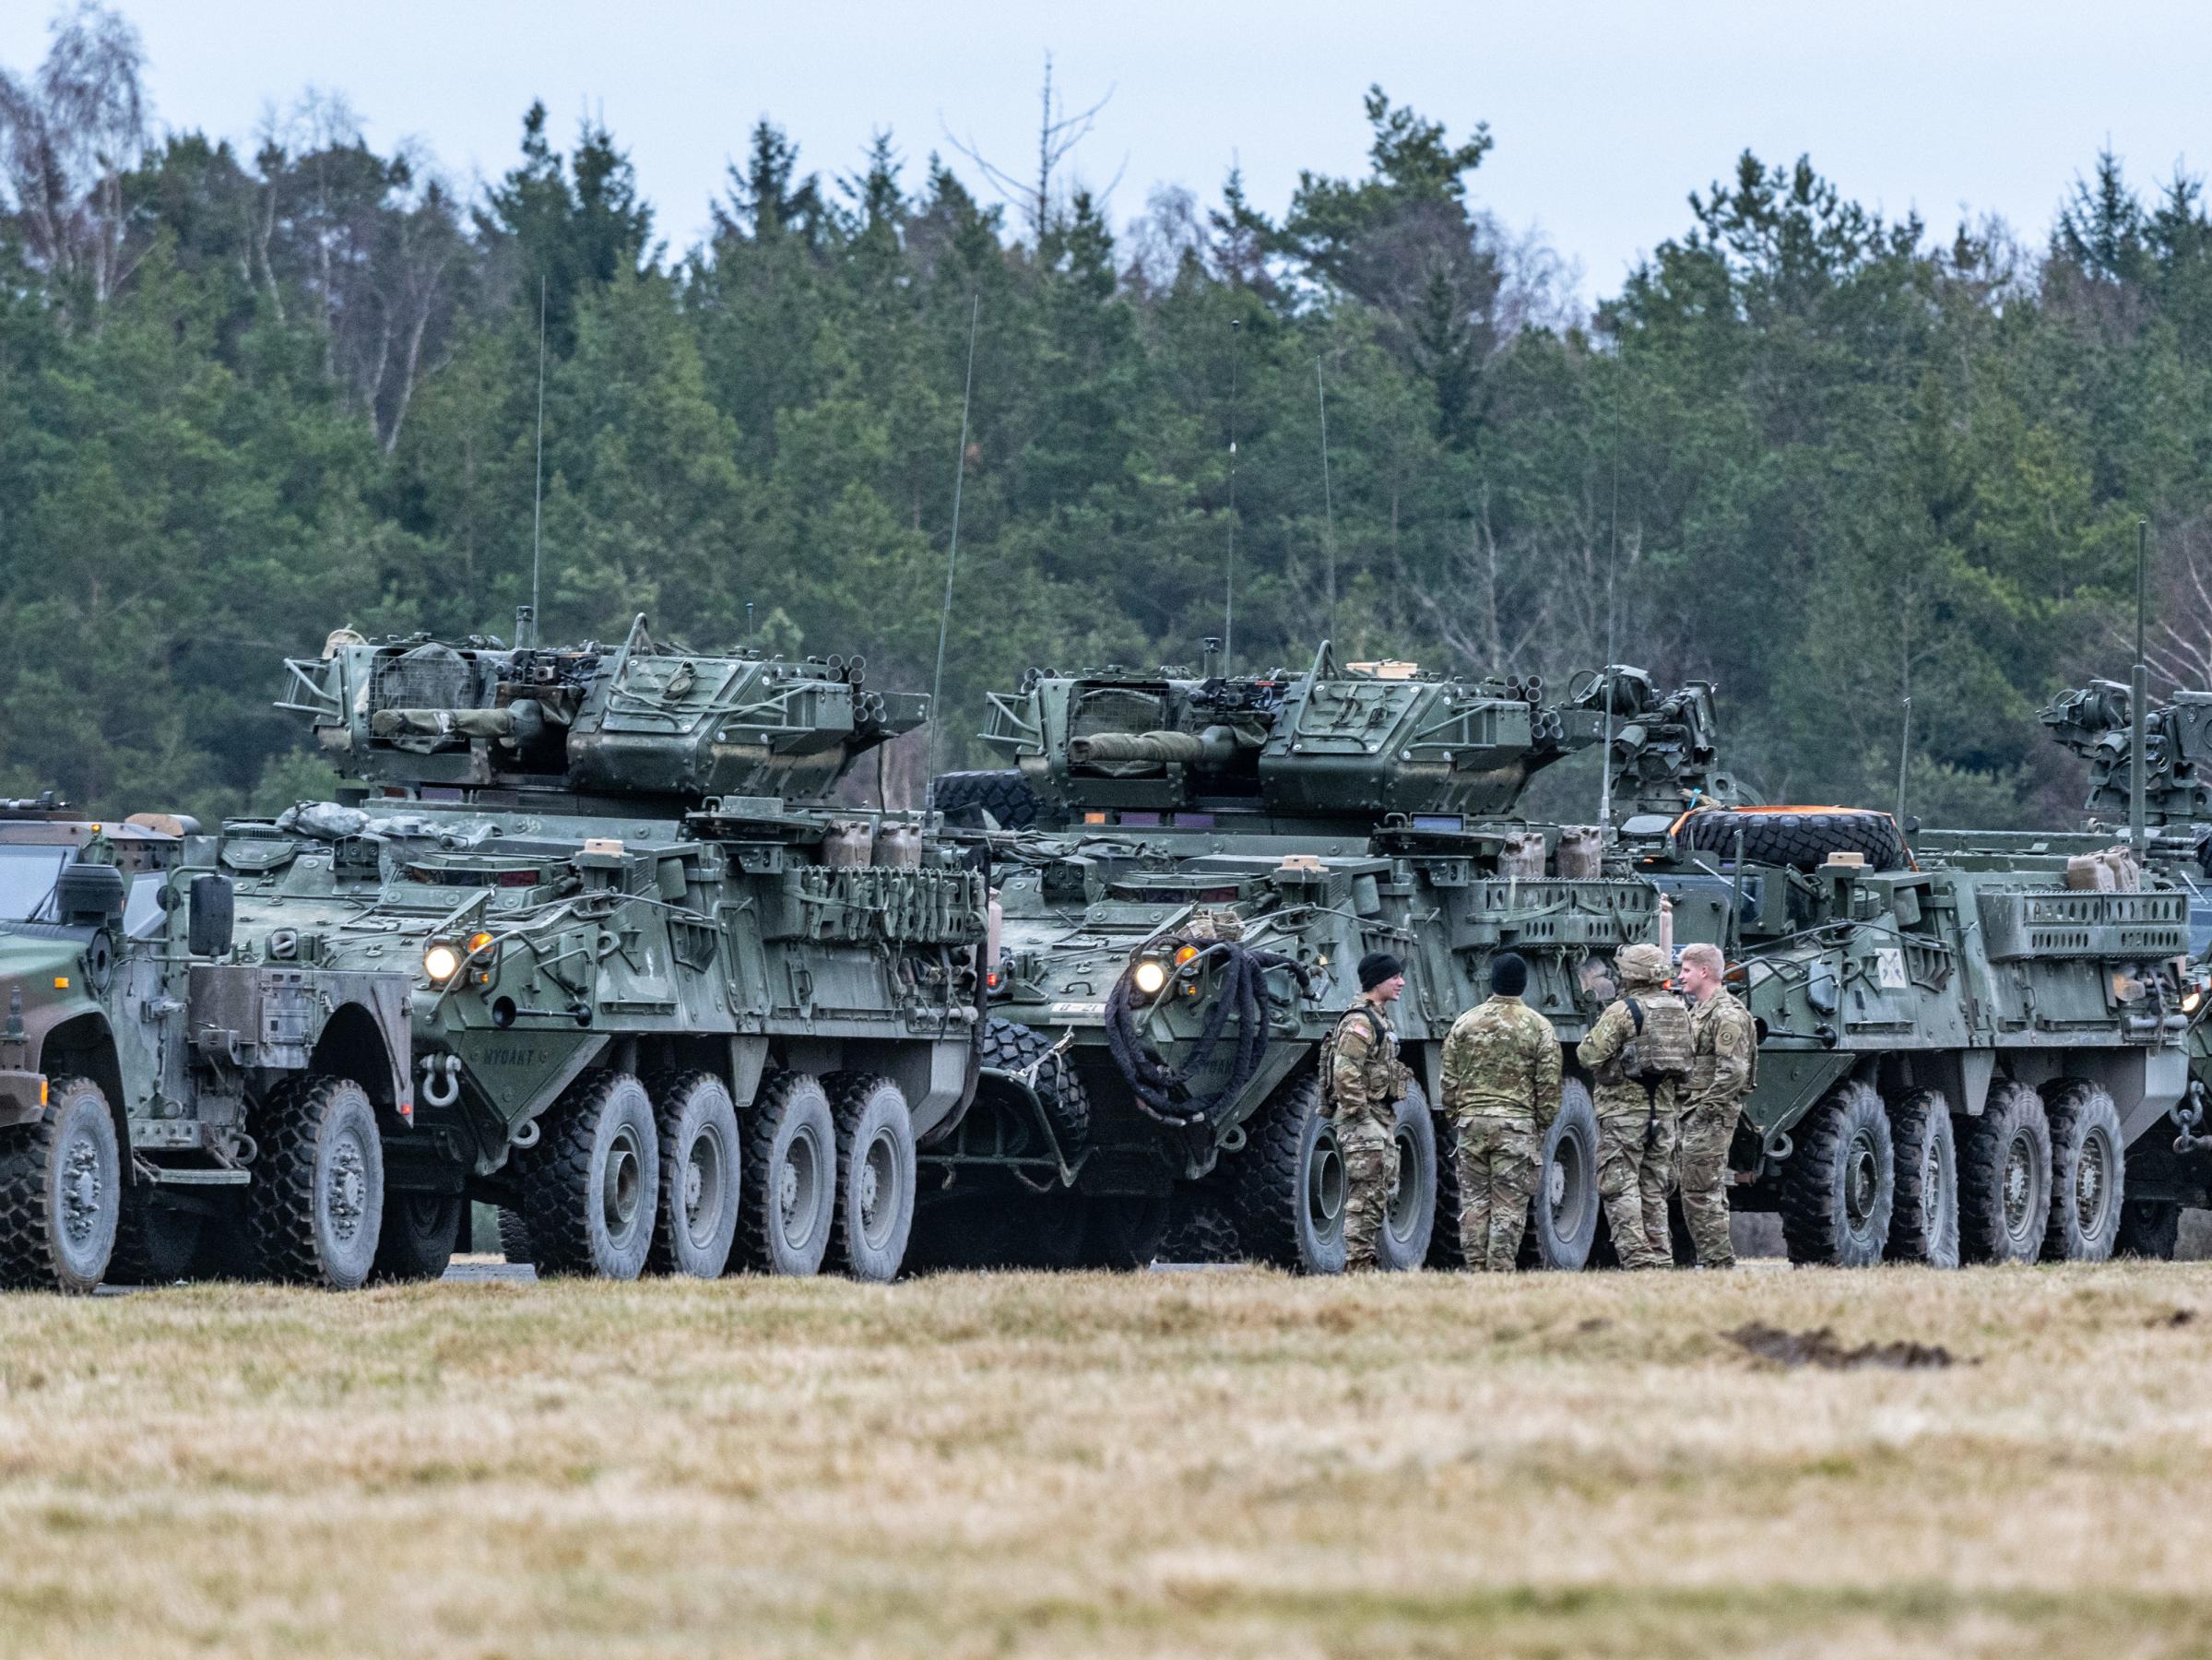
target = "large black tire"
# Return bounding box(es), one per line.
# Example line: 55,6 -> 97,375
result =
979,1017 -> 1089,1157
1080,1193 -> 1173,1269
242,1073 -> 384,1289
734,1072 -> 836,1275
824,1073 -> 917,1282
1680,808 -> 1908,872
371,1191 -> 462,1283
109,1189 -> 203,1286
1959,1080 -> 2052,1264
645,1071 -> 741,1278
1376,1083 -> 1437,1272
932,769 -> 1043,831
1886,1089 -> 1960,1268
1231,1073 -> 1346,1275
496,1205 -> 533,1266
2116,1198 -> 2182,1260
1780,1081 -> 1894,1267
1526,1079 -> 1602,1271
2042,1080 -> 2124,1263
0,1075 -> 121,1293
516,1070 -> 658,1280
1159,1190 -> 1241,1263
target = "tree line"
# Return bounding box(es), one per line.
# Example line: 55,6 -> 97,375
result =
0,6 -> 2203,828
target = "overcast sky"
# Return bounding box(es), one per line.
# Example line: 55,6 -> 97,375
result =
5,1 -> 2209,302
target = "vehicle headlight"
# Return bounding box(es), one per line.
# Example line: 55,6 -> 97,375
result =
1131,957 -> 1168,997
422,941 -> 463,985
2187,988 -> 2205,1015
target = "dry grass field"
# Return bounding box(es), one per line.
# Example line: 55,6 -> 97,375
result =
2,1260 -> 2211,1658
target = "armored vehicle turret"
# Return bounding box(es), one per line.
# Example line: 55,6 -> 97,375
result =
922,647 -> 1719,1274
183,618 -> 985,1288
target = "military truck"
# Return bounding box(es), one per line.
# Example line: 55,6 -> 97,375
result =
0,795 -> 416,1292
245,620 -> 988,1286
924,648 -> 1723,1273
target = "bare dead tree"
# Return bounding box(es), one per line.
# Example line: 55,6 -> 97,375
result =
942,53 -> 1118,243
0,1 -> 150,317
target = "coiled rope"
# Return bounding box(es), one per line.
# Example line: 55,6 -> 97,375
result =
1103,938 -> 1312,1128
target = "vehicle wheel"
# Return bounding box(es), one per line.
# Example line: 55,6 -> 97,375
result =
1958,1079 -> 2052,1264
978,1018 -> 1089,1157
516,1070 -> 658,1280
2043,1080 -> 2124,1263
0,1075 -> 121,1293
496,1205 -> 533,1266
1527,1079 -> 1602,1271
1886,1088 -> 1960,1268
1080,1193 -> 1173,1269
109,1189 -> 203,1286
735,1073 -> 836,1275
1372,1083 -> 1437,1272
1231,1073 -> 1346,1275
931,769 -> 1043,830
825,1073 -> 917,1282
2116,1198 -> 2181,1259
646,1071 -> 741,1279
1160,1190 -> 1241,1263
1780,1080 -> 1894,1267
243,1073 -> 384,1289
371,1191 -> 462,1283
1426,1110 -> 1466,1269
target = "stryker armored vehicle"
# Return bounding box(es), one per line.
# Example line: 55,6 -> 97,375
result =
0,795 -> 416,1291
1590,667 -> 2212,1270
924,647 -> 1723,1273
229,619 -> 988,1286
1618,798 -> 2192,1268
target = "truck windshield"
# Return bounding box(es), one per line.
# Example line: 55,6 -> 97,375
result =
0,846 -> 68,921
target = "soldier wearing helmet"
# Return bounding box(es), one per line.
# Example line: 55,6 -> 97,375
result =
1575,941 -> 1693,1269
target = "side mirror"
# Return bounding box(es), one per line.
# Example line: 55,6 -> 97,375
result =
187,874 -> 235,958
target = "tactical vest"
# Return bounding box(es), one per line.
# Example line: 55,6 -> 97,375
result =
1319,1005 -> 1388,1114
1618,993 -> 1694,1085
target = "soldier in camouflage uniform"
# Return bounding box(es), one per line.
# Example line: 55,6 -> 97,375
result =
1328,951 -> 1411,1271
1440,952 -> 1563,1271
1575,942 -> 1682,1270
1674,942 -> 1754,1269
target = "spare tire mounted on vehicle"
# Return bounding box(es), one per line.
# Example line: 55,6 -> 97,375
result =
1678,808 -> 1909,873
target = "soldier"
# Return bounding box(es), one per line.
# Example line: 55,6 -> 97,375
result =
1440,952 -> 1563,1271
1327,951 -> 1411,1272
1674,941 -> 1755,1269
1575,941 -> 1692,1270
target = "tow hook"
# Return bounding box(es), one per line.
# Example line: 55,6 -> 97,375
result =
419,1053 -> 462,1109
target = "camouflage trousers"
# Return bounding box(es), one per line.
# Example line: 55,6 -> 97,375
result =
1674,1101 -> 1739,1268
1336,1111 -> 1401,1272
1454,1114 -> 1539,1272
1596,1107 -> 1676,1270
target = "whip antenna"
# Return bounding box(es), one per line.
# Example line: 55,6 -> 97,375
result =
527,274 -> 548,647
1596,376 -> 1621,835
926,293 -> 983,812
1895,695 -> 1912,830
1317,353 -> 1337,646
1224,316 -> 1240,672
